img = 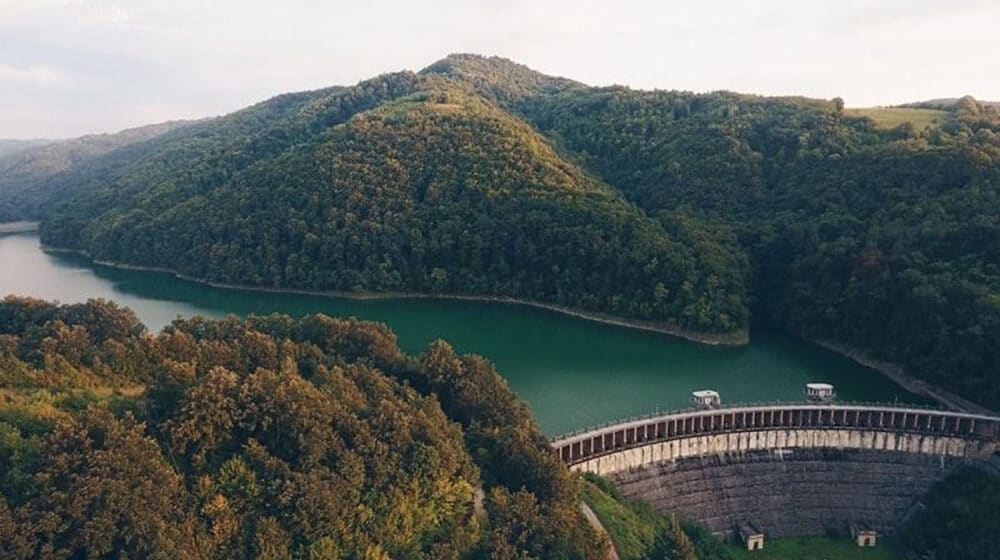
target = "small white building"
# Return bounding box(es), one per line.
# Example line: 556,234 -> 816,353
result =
850,521 -> 877,547
739,523 -> 764,551
805,383 -> 835,403
691,390 -> 721,409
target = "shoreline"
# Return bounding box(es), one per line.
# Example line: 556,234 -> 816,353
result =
806,336 -> 995,415
41,245 -> 749,346
36,242 -> 995,414
0,221 -> 39,234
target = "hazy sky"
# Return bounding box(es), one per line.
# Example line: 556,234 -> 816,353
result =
2,0 -> 999,138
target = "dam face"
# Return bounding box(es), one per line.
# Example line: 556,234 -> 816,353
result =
602,435 -> 970,536
552,404 -> 1000,537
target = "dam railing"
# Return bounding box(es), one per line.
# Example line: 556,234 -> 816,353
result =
551,401 -> 1000,466
551,400 -> 952,441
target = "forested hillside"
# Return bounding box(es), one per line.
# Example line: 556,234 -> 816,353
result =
901,97 -> 1000,110
3,54 -> 998,407
897,467 -> 1000,559
0,120 -> 197,221
0,296 -> 626,559
0,139 -> 52,159
516,83 -> 1000,408
33,63 -> 749,341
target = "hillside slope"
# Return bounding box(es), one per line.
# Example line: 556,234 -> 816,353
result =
516,82 -> 1000,408
36,67 -> 749,340
0,120 -> 198,221
0,139 -> 53,159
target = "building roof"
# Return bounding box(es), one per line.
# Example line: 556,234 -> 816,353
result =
738,523 -> 762,539
806,383 -> 834,390
849,520 -> 876,533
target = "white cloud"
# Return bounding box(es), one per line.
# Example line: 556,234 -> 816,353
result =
0,63 -> 75,86
1,0 -> 999,137
0,1 -> 133,27
80,2 -> 131,27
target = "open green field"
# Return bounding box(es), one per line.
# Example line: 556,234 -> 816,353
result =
846,107 -> 951,130
726,536 -> 901,559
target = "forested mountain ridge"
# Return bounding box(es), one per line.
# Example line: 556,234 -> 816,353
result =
31,61 -> 750,340
3,54 -> 998,407
419,53 -> 584,103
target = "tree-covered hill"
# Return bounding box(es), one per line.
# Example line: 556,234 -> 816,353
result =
31,64 -> 749,340
3,54 -> 998,407
0,139 -> 53,159
0,296 -> 627,559
419,53 -> 584,103
0,121 -> 193,183
900,96 -> 1000,111
0,120 -> 201,220
514,81 -> 1000,409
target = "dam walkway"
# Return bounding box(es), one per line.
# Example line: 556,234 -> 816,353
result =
553,402 -> 1000,469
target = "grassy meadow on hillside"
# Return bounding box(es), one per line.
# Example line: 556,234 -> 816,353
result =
845,107 -> 951,129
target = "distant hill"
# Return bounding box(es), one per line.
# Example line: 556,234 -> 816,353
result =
0,119 -> 197,220
0,138 -> 54,158
845,96 -> 1000,130
0,120 -> 196,186
4,54 -> 999,410
900,97 -> 1000,110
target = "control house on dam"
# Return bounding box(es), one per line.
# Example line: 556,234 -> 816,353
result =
551,385 -> 1000,538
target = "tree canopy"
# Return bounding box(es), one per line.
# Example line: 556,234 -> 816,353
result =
0,296 -> 611,559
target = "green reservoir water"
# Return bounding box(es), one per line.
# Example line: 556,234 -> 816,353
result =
0,232 -> 920,435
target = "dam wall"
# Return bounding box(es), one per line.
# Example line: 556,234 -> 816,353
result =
611,447 -> 964,536
552,404 -> 1000,537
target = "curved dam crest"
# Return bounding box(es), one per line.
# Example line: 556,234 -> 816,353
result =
553,403 -> 1000,537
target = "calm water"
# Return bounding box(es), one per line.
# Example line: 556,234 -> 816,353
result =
0,232 -> 920,435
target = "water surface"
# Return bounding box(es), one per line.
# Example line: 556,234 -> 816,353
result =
0,232 -> 920,435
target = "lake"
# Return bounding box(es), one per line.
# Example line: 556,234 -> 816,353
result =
0,232 -> 919,435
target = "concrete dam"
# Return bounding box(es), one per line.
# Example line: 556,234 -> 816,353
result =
552,396 -> 1000,538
